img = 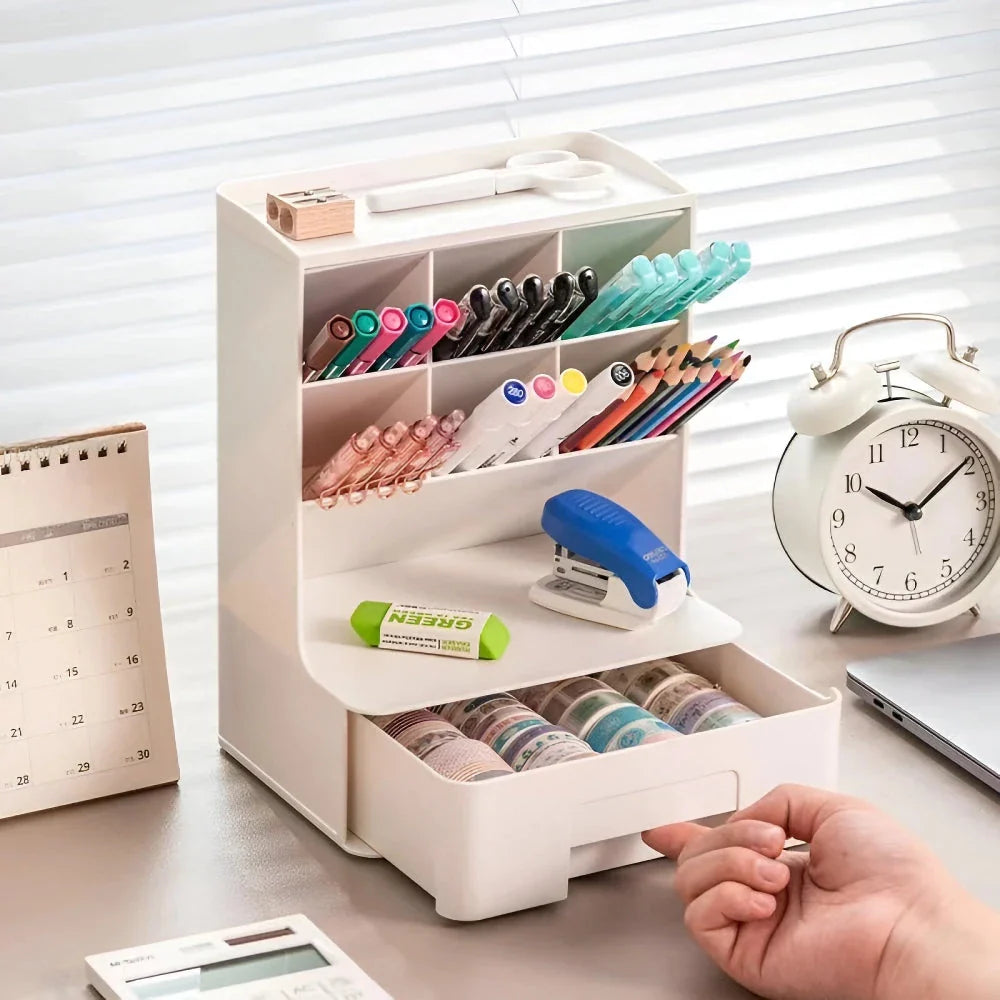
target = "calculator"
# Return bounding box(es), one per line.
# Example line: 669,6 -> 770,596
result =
85,914 -> 394,1000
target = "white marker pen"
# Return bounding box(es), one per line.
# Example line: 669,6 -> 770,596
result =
478,370 -> 586,469
514,362 -> 635,460
433,378 -> 530,476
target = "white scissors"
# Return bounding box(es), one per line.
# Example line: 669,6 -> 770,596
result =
365,150 -> 615,213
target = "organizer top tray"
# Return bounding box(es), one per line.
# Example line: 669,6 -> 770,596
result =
217,131 -> 694,269
300,534 -> 742,715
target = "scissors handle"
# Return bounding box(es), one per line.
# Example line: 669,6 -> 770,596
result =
366,169 -> 497,213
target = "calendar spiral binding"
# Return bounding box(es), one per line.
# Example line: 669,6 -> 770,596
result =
0,422 -> 145,477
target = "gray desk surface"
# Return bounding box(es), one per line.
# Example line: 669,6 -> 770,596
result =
5,495 -> 1000,1000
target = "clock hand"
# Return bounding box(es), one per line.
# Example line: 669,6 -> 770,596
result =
865,485 -> 908,512
910,520 -> 921,556
918,456 -> 974,508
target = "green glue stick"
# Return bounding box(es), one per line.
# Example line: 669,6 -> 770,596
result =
321,310 -> 379,378
351,601 -> 510,660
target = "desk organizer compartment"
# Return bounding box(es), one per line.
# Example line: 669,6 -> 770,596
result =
349,646 -> 839,921
217,131 -> 840,922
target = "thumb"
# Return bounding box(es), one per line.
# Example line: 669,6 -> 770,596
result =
730,784 -> 869,843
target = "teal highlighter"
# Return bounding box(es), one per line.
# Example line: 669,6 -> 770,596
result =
632,250 -> 704,327
371,303 -> 434,371
699,241 -> 751,302
560,256 -> 656,340
320,310 -> 379,378
618,253 -> 681,329
591,254 -> 679,335
657,243 -> 731,322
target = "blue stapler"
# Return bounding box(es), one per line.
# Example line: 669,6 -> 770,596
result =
530,490 -> 690,630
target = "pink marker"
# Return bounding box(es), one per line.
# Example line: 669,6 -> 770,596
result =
399,299 -> 463,368
344,307 -> 407,376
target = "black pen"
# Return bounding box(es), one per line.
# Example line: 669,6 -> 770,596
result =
548,267 -> 599,340
460,278 -> 520,357
520,272 -> 576,347
482,275 -> 544,354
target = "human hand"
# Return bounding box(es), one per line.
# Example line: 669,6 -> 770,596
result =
644,784 -> 1000,1000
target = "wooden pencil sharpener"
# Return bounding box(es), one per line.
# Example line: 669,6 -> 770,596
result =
266,187 -> 355,240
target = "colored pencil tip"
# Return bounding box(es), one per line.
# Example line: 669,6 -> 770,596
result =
706,335 -> 718,345
726,340 -> 739,349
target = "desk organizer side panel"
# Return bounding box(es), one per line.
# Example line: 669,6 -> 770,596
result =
348,645 -> 841,921
217,200 -> 358,851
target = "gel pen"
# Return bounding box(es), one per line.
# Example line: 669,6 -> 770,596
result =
372,303 -> 434,371
520,272 -> 576,347
550,266 -> 599,338
480,275 -> 544,354
699,241 -> 751,302
560,256 -> 657,340
303,314 -> 353,382
320,310 -> 380,379
459,278 -> 520,358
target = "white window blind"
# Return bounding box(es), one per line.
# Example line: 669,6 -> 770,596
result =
1,0 -> 997,611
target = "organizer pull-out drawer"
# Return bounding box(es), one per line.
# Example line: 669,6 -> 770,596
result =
347,643 -> 840,922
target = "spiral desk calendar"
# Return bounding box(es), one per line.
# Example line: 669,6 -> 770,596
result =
0,424 -> 178,819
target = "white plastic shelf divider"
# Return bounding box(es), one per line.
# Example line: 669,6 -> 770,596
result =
302,533 -> 741,715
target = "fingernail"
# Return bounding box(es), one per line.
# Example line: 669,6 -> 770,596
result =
752,892 -> 775,915
757,859 -> 786,886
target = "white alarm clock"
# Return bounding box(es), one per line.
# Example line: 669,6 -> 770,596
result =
773,313 -> 1000,633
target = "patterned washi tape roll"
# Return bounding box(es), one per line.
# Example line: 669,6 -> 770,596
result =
514,684 -> 555,714
603,716 -> 681,751
477,706 -> 536,749
583,704 -> 659,752
456,694 -> 521,738
521,738 -> 596,770
559,689 -> 632,736
691,702 -> 760,733
527,677 -> 585,717
398,720 -> 465,760
441,694 -> 512,728
500,723 -> 563,767
597,665 -> 646,694
541,677 -> 611,723
423,738 -> 512,781
512,729 -> 588,772
491,716 -> 544,757
372,709 -> 439,740
644,674 -> 715,720
469,769 -> 513,782
668,689 -> 740,734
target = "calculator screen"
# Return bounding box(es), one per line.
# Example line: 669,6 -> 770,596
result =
128,944 -> 329,996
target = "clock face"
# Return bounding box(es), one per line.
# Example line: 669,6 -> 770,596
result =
825,417 -> 998,608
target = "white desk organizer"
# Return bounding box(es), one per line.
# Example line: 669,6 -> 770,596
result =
217,132 -> 841,921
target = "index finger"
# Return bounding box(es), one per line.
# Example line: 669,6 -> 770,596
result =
730,784 -> 871,842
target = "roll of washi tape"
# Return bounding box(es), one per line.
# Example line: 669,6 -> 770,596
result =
455,694 -> 521,738
523,677 -> 582,717
543,677 -> 616,724
603,716 -> 680,751
597,665 -> 646,694
423,738 -> 512,781
500,723 -> 564,768
374,710 -> 442,741
506,727 -> 584,771
582,703 -> 675,752
477,705 -> 536,749
511,684 -> 557,715
398,719 -> 465,760
624,664 -> 712,708
469,770 -> 514,782
521,738 -> 596,770
691,701 -> 760,733
644,674 -> 716,720
442,693 -> 513,730
558,689 -> 632,736
668,689 -> 740,734
491,715 -> 545,757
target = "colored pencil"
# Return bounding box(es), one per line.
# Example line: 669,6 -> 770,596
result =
624,360 -> 718,441
667,355 -> 752,433
645,354 -> 741,437
559,337 -> 681,452
605,339 -> 736,445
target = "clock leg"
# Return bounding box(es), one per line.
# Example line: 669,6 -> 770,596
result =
830,599 -> 854,634
970,604 -> 982,618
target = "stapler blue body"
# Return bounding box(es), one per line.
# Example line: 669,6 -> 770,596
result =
530,490 -> 690,629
